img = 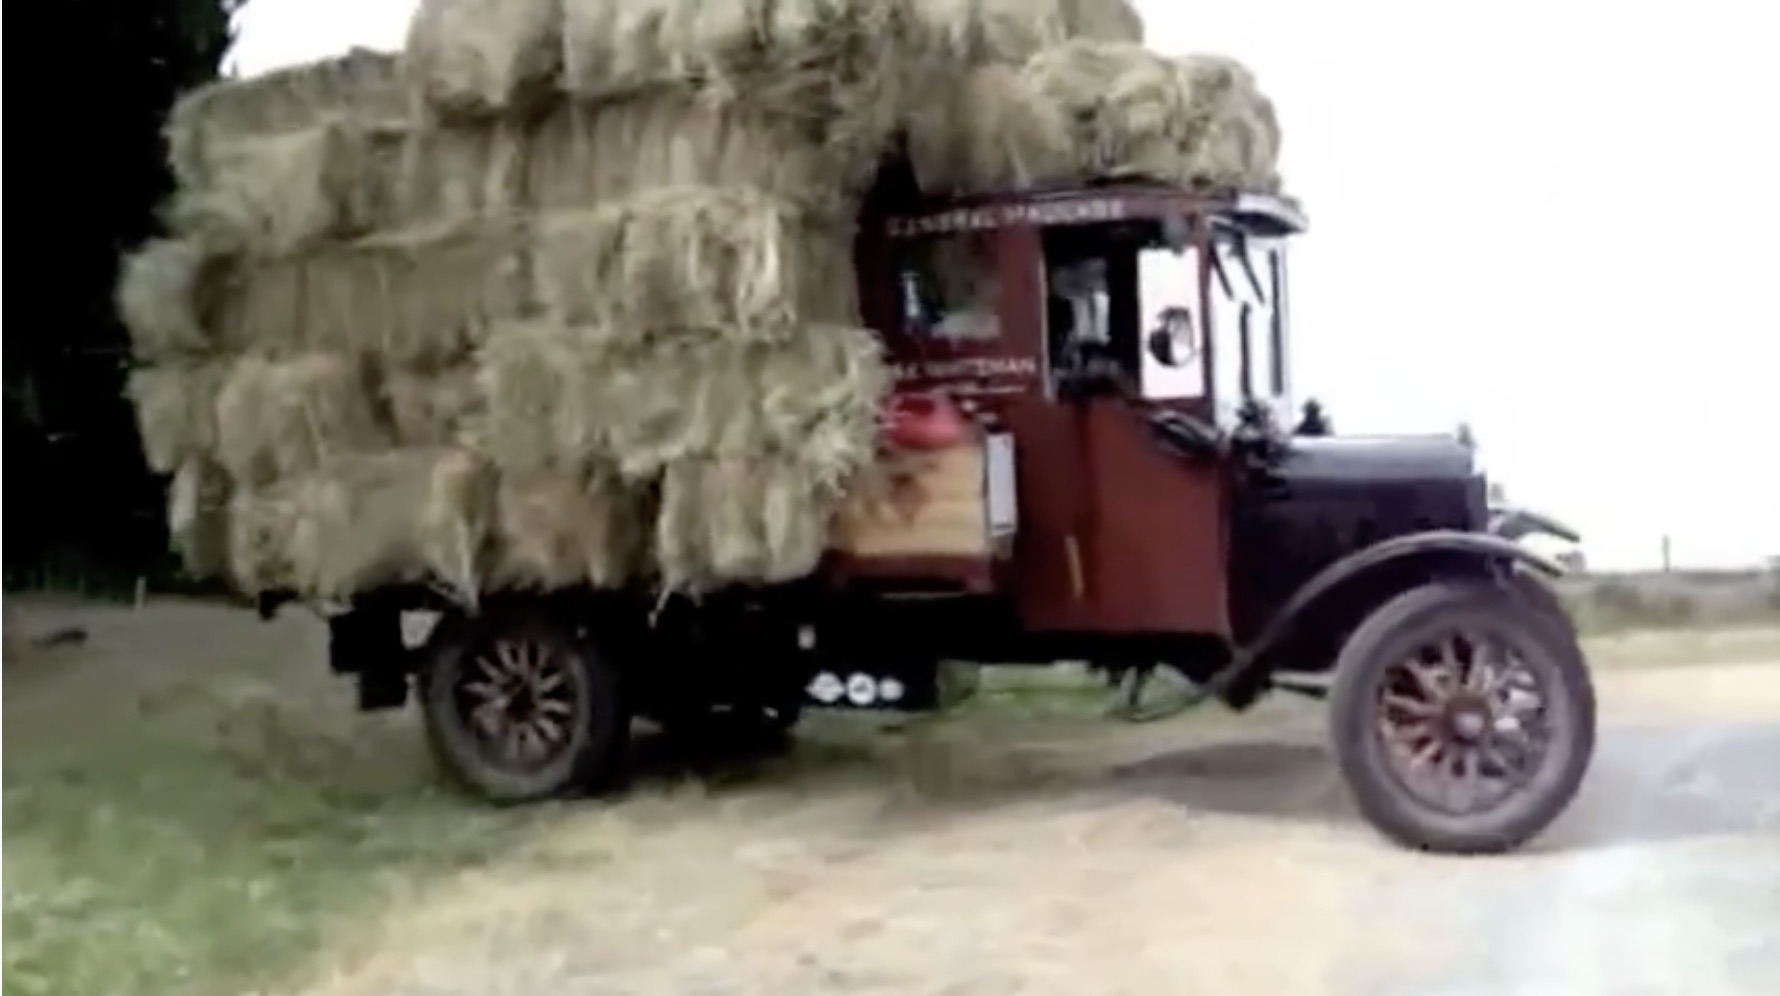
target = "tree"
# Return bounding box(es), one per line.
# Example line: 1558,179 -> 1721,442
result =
5,1 -> 245,586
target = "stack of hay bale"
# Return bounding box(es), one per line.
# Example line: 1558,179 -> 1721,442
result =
117,0 -> 1283,606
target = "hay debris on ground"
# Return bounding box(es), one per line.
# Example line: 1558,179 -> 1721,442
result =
530,187 -> 838,338
405,0 -> 563,122
165,48 -> 406,188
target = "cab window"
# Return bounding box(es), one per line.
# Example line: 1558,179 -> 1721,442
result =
896,231 -> 1001,343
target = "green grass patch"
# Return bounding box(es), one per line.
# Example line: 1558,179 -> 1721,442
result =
2,626 -> 540,996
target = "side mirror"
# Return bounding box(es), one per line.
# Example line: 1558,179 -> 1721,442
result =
1160,212 -> 1191,255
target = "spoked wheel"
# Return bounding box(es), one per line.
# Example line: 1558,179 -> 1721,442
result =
420,612 -> 626,804
1329,580 -> 1596,854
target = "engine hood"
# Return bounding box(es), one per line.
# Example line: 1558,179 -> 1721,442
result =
1275,434 -> 1477,483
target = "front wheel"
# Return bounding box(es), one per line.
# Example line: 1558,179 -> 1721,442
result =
420,610 -> 628,804
1328,580 -> 1596,854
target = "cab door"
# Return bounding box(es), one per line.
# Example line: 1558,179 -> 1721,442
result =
1007,233 -> 1231,636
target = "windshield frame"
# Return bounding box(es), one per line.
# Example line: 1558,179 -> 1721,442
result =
1202,218 -> 1292,425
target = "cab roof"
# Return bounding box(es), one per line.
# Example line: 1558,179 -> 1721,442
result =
879,183 -> 1306,241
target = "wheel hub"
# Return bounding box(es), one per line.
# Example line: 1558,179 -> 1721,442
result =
1444,698 -> 1492,742
1375,630 -> 1555,816
460,636 -> 578,770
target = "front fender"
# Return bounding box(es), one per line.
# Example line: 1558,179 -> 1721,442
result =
1488,503 -> 1582,544
1246,530 -> 1567,663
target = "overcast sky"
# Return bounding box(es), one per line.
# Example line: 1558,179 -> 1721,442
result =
230,0 -> 1779,570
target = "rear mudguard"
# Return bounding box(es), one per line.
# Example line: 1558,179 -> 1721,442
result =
1243,529 -> 1569,668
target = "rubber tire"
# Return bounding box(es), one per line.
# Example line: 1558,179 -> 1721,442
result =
420,613 -> 627,805
1328,579 -> 1596,854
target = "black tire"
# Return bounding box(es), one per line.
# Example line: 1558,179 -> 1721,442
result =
1328,579 -> 1596,854
420,611 -> 627,804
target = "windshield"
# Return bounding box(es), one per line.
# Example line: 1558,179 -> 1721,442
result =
1207,229 -> 1290,424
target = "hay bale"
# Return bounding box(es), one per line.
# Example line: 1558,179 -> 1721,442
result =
227,448 -> 496,601
472,320 -> 886,481
127,362 -> 226,473
468,320 -> 590,475
405,0 -> 562,122
398,117 -> 530,224
116,239 -> 229,360
1061,0 -> 1145,42
213,353 -> 390,486
522,96 -> 851,217
921,42 -> 1283,195
654,454 -> 834,592
905,62 -> 1072,195
213,221 -> 531,365
166,48 -> 405,187
164,120 -> 406,253
531,188 -> 846,338
596,326 -> 886,482
168,458 -> 233,580
379,363 -> 484,447
484,467 -> 649,590
560,0 -> 858,103
1171,54 -> 1283,192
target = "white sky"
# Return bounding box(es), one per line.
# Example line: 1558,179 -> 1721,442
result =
230,0 -> 1780,570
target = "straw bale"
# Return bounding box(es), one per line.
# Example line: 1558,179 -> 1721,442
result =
531,188 -> 844,339
380,363 -> 485,447
522,96 -> 849,217
560,0 -> 855,103
213,353 -> 390,486
127,362 -> 225,474
398,117 -> 529,224
166,48 -> 405,187
654,453 -> 835,592
164,120 -> 407,253
905,62 -> 1071,195
468,321 -> 589,475
1061,0 -> 1146,43
597,327 -> 887,482
167,458 -> 233,580
215,221 -> 531,365
405,0 -> 562,122
116,239 -> 229,360
484,467 -> 649,590
922,42 -> 1283,195
227,448 -> 496,602
472,320 -> 886,482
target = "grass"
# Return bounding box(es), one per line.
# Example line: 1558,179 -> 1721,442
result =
1,599 -> 544,996
3,594 -> 1777,996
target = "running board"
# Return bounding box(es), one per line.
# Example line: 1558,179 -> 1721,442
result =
1270,672 -> 1332,700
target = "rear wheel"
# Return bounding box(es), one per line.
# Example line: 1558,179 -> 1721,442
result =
420,610 -> 627,804
1328,579 -> 1595,854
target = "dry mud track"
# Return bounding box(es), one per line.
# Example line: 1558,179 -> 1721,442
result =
298,659 -> 1780,996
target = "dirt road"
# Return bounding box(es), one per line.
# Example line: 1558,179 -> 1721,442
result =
293,659 -> 1780,996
